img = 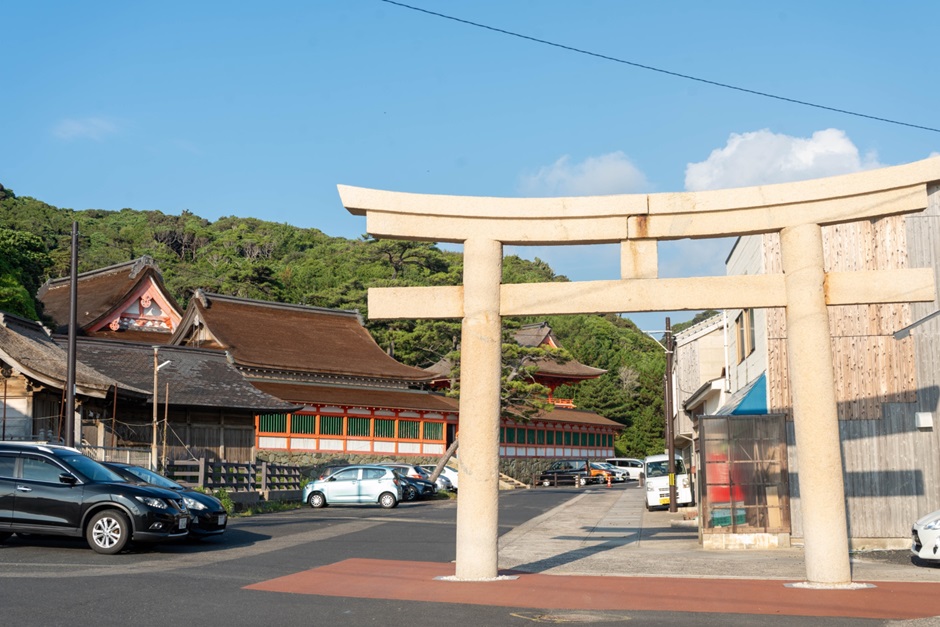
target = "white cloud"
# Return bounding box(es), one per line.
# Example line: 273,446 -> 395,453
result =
518,151 -> 650,196
684,128 -> 882,192
52,117 -> 119,141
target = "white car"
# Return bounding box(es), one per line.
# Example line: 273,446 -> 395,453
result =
912,509 -> 940,562
419,464 -> 458,491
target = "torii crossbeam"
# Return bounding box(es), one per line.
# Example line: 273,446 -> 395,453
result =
339,157 -> 940,586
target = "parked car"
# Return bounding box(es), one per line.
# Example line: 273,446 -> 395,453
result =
606,457 -> 644,481
394,472 -> 435,501
303,465 -> 401,509
103,462 -> 227,538
643,454 -> 694,510
912,509 -> 940,563
0,442 -> 190,554
594,462 -> 627,482
382,463 -> 441,495
419,464 -> 459,491
589,462 -> 616,483
537,459 -> 592,487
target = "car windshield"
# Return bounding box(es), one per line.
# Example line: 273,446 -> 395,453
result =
61,455 -> 127,483
120,465 -> 183,490
646,459 -> 686,477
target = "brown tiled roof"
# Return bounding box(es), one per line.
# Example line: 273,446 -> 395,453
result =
531,407 -> 623,428
514,322 -> 554,348
174,291 -> 436,382
516,322 -> 606,381
251,381 -> 458,413
38,256 -> 182,334
65,338 -> 298,412
0,313 -> 141,397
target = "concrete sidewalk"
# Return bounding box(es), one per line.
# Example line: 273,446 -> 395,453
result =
498,481 -> 940,584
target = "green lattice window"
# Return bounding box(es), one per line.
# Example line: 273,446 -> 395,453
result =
423,421 -> 443,441
588,433 -> 596,447
537,430 -> 545,445
347,417 -> 371,437
504,427 -> 516,444
546,430 -> 555,445
290,414 -> 316,435
375,419 -> 395,438
527,429 -> 536,444
564,431 -> 572,446
259,414 -> 287,432
398,420 -> 420,440
320,415 -> 343,436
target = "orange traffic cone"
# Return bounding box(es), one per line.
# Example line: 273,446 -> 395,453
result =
606,474 -> 612,488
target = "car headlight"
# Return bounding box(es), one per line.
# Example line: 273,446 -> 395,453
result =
184,496 -> 207,511
135,495 -> 168,509
923,517 -> 940,530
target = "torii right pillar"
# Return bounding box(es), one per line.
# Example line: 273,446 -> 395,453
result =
781,223 -> 851,584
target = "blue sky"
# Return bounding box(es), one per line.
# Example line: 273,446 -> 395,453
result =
3,2 -> 939,331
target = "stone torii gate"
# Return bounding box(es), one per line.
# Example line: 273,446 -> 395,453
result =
339,157 -> 940,586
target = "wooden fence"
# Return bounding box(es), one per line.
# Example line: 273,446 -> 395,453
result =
166,458 -> 303,504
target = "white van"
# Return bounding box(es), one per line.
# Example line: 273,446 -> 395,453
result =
605,457 -> 644,481
643,453 -> 693,510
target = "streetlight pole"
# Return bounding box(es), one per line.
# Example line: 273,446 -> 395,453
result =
152,347 -> 158,470
151,348 -> 171,471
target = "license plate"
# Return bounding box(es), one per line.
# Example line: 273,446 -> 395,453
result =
659,497 -> 670,505
179,517 -> 189,530
218,514 -> 227,526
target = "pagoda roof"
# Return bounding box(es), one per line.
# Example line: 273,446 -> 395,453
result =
64,337 -> 297,412
529,407 -> 623,429
513,322 -> 607,382
38,256 -> 182,337
250,381 -> 458,414
171,291 -> 436,383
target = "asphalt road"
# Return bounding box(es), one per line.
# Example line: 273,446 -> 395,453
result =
0,489 -> 895,627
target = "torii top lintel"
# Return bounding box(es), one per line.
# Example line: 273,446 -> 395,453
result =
339,157 -> 940,245
338,158 -> 940,319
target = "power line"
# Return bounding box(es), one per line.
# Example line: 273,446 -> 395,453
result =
380,0 -> 940,134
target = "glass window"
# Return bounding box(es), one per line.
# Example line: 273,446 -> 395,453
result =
362,468 -> 385,480
331,468 -> 359,482
22,456 -> 65,482
0,454 -> 15,478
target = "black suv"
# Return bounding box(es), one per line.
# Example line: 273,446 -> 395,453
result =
0,443 -> 190,554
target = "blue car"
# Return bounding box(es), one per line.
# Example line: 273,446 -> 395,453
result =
304,465 -> 402,509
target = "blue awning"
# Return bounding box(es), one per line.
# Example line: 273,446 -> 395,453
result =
715,372 -> 767,415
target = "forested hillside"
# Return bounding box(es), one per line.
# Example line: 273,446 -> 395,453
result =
0,183 -> 665,456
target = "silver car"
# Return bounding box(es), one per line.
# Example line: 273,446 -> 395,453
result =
303,465 -> 402,509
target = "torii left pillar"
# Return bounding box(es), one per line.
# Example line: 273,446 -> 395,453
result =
454,237 -> 503,580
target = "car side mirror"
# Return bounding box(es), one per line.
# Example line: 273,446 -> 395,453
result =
59,472 -> 78,485
328,476 -> 336,481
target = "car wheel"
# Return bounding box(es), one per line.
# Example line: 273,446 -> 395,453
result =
86,509 -> 130,555
403,485 -> 418,501
379,492 -> 398,509
308,492 -> 326,508
542,479 -> 551,487
578,476 -> 588,487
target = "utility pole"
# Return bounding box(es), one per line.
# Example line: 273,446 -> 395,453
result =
65,222 -> 78,447
664,317 -> 677,513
